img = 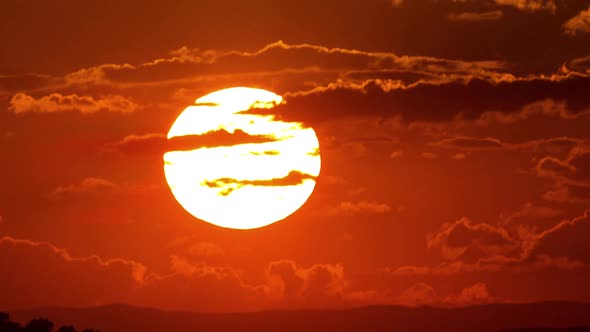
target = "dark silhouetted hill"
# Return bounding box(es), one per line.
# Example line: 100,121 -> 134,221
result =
7,301 -> 590,332
501,328 -> 590,332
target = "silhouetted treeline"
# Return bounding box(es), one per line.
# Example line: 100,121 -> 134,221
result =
0,312 -> 97,332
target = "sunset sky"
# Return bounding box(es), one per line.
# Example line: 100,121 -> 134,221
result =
2,0 -> 590,312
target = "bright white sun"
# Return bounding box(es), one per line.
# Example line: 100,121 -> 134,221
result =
163,87 -> 321,229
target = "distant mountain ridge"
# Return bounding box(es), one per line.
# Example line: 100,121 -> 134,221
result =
8,301 -> 590,332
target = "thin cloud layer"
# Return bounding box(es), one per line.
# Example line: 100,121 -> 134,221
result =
494,0 -> 557,13
447,10 -> 504,22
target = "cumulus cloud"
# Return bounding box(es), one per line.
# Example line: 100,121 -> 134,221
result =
0,234 -> 379,311
427,217 -> 519,262
265,260 -> 348,307
9,93 -> 138,114
396,282 -> 495,307
389,209 -> 590,277
139,258 -> 360,311
563,6 -> 590,35
132,255 -> 263,312
0,236 -> 146,309
397,282 -> 438,306
443,282 -> 493,306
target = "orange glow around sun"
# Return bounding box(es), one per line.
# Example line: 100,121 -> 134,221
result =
163,87 -> 321,229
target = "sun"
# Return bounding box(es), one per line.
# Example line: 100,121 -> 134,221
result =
163,87 -> 321,229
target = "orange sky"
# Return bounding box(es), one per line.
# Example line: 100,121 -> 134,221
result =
2,0 -> 590,312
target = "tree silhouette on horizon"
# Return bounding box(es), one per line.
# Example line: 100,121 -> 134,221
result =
0,312 -> 98,332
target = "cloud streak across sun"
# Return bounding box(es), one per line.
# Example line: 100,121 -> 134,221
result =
163,87 -> 321,229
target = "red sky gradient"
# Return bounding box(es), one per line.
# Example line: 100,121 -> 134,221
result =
2,0 -> 590,312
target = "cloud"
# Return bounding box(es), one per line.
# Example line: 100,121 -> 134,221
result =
49,177 -> 160,206
9,93 -> 138,114
133,255 -> 263,312
536,156 -> 576,178
390,150 -> 404,159
452,153 -> 467,160
339,142 -> 367,158
203,171 -> 317,196
433,137 -> 504,150
107,129 -> 280,156
530,209 -> 590,263
0,238 -> 363,312
0,73 -> 55,95
421,152 -> 438,159
429,135 -> 588,155
443,282 -> 493,306
396,282 -> 495,307
493,0 -> 556,13
427,217 -> 519,262
167,236 -> 226,257
188,242 -> 225,257
500,202 -> 563,228
265,260 -> 348,307
397,282 -> 437,306
135,40 -> 505,79
275,75 -> 590,125
50,177 -> 117,198
543,182 -> 590,204
390,209 -> 590,277
448,10 -> 503,22
323,201 -> 393,216
106,133 -> 166,155
8,41 -> 590,128
536,145 -> 590,203
0,236 -> 146,309
563,6 -> 590,35
134,256 -> 389,311
567,55 -> 590,74
65,63 -> 135,85
451,0 -> 557,13
23,40 -> 508,98
168,129 -> 280,151
474,99 -> 590,125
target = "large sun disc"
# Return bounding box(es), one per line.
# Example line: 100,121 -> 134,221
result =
164,87 -> 321,229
